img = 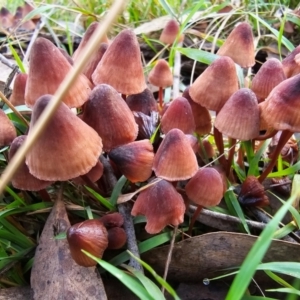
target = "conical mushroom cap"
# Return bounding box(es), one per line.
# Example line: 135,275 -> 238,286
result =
148,59 -> 173,88
185,168 -> 223,207
72,160 -> 104,185
25,37 -> 92,108
161,96 -> 195,134
92,29 -> 147,95
182,87 -> 212,135
9,135 -> 53,191
282,45 -> 300,78
263,74 -> 300,132
217,22 -> 255,68
26,95 -> 103,181
82,84 -> 138,151
72,22 -> 109,62
9,73 -> 27,106
251,58 -> 286,102
189,56 -> 238,112
153,128 -> 198,181
109,139 -> 154,183
159,19 -> 184,45
215,88 -> 260,140
131,179 -> 186,234
126,88 -> 158,115
0,110 -> 16,146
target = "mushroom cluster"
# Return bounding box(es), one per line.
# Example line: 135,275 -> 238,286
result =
2,18 -> 299,266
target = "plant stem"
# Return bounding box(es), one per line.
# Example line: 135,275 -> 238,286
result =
258,130 -> 293,183
158,86 -> 163,109
213,126 -> 227,169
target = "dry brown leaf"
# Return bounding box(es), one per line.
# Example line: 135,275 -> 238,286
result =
31,197 -> 107,300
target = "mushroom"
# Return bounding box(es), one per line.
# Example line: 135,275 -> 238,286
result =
159,19 -> 184,45
9,73 -> 27,106
153,128 -> 198,181
0,109 -> 17,147
81,84 -> 138,152
92,29 -> 147,96
25,37 -> 92,108
131,179 -> 186,234
26,95 -> 103,181
108,140 -> 154,183
67,219 -> 108,267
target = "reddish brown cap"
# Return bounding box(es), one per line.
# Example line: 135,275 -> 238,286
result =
0,7 -> 14,28
72,22 -> 109,62
133,111 -> 157,140
126,88 -> 158,115
107,227 -> 127,249
0,110 -> 16,146
148,59 -> 173,88
13,6 -> 35,30
9,73 -> 27,106
198,139 -> 215,160
161,96 -> 195,134
92,29 -> 147,95
72,160 -> 103,185
67,219 -> 108,267
81,84 -> 138,151
131,179 -> 186,234
159,19 -> 184,45
185,168 -> 223,207
108,140 -> 154,183
182,87 -> 212,135
186,134 -> 199,153
238,176 -> 269,207
217,22 -> 255,68
189,56 -> 238,112
25,37 -> 92,108
9,135 -> 53,191
99,212 -> 124,228
215,88 -> 260,140
153,128 -> 198,181
26,95 -> 103,181
251,58 -> 286,102
282,45 -> 300,78
263,74 -> 300,132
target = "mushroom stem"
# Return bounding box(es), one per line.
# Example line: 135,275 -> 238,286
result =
258,130 -> 293,183
0,90 -> 29,127
226,138 -> 236,177
158,86 -> 163,109
213,126 -> 227,169
187,205 -> 203,236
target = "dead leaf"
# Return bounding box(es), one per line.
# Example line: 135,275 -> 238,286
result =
31,197 -> 107,300
142,232 -> 300,282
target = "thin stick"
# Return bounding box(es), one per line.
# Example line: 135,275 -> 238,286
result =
0,53 -> 17,70
0,0 -> 127,195
0,90 -> 29,127
161,225 -> 178,294
158,87 -> 163,109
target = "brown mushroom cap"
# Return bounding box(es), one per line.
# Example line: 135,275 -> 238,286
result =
189,56 -> 238,112
81,84 -> 138,152
217,22 -> 255,68
9,73 -> 27,106
67,219 -> 108,267
0,110 -> 17,146
126,88 -> 158,115
282,45 -> 300,78
107,227 -> 127,249
148,59 -> 173,88
185,167 -> 224,207
26,95 -> 103,181
131,179 -> 186,234
99,212 -> 124,228
9,135 -> 53,191
92,29 -> 147,95
182,87 -> 212,135
72,160 -> 104,185
161,96 -> 195,134
159,19 -> 184,45
72,22 -> 109,62
153,128 -> 198,181
214,88 -> 260,140
25,37 -> 92,108
263,74 -> 300,132
251,58 -> 286,102
108,139 -> 154,183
